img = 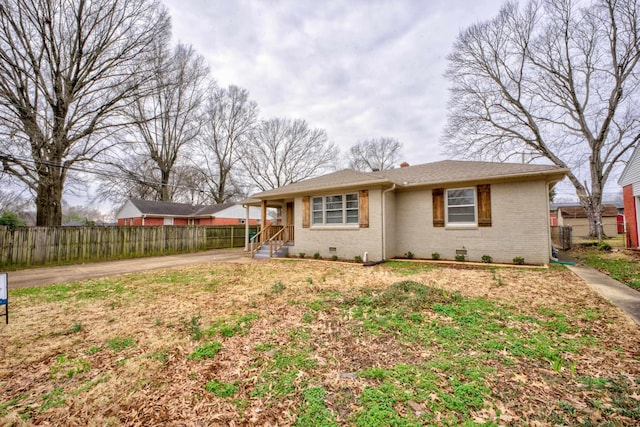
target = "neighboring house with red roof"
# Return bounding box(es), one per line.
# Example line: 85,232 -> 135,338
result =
116,199 -> 262,226
244,160 -> 567,265
619,145 -> 640,248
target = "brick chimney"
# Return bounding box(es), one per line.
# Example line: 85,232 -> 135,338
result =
400,162 -> 410,168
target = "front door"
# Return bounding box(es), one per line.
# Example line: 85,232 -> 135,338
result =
286,202 -> 294,241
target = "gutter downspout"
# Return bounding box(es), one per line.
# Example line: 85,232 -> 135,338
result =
381,184 -> 396,261
142,215 -> 146,226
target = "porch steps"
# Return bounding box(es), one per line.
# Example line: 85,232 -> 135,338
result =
253,241 -> 294,259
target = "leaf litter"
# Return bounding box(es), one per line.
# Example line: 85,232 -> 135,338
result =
0,259 -> 638,426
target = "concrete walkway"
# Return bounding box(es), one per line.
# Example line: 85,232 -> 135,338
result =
5,249 -> 250,290
559,253 -> 640,326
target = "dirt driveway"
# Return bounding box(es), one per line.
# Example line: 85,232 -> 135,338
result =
5,249 -> 251,289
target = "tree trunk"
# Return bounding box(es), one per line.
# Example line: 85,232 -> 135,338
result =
578,194 -> 605,240
36,179 -> 64,226
161,169 -> 171,201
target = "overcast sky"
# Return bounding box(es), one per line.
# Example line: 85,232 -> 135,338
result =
162,0 -> 506,167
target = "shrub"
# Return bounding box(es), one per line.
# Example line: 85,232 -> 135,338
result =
431,252 -> 440,260
598,241 -> 612,251
330,255 -> 339,261
581,241 -> 600,247
299,252 -> 306,258
455,254 -> 466,262
354,255 -> 363,263
404,251 -> 415,259
513,256 -> 525,265
481,255 -> 493,263
0,211 -> 26,227
313,252 -> 321,259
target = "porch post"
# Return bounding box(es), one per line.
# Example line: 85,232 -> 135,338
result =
244,205 -> 250,251
261,200 -> 267,242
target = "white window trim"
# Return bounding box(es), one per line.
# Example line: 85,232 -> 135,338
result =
311,193 -> 359,227
445,187 -> 478,228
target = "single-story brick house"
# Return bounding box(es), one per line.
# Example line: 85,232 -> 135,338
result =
619,144 -> 640,248
117,199 -> 263,226
245,160 -> 567,265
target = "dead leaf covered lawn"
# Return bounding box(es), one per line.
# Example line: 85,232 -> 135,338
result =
0,259 -> 638,426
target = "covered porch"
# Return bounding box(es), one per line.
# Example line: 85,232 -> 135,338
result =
242,198 -> 295,258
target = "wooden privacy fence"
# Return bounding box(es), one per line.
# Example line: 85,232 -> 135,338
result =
0,225 -> 258,267
550,225 -> 572,250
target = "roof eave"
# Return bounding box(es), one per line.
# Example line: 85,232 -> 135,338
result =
250,178 -> 395,200
400,168 -> 569,189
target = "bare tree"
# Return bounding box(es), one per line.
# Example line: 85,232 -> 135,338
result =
0,0 -> 170,226
239,117 -> 339,191
0,185 -> 30,213
115,42 -> 209,201
192,85 -> 258,203
348,137 -> 402,171
94,151 -> 172,202
444,0 -> 640,238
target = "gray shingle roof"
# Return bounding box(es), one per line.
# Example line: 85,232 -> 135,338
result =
250,160 -> 567,199
373,160 -> 565,185
128,199 -> 236,216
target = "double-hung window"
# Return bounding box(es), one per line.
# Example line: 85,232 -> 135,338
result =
312,193 -> 359,225
446,188 -> 476,225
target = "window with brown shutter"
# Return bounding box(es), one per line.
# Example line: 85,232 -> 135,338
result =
477,184 -> 492,227
359,190 -> 369,228
432,188 -> 445,227
302,196 -> 310,228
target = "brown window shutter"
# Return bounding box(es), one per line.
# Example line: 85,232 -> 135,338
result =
433,188 -> 444,227
302,196 -> 310,228
359,190 -> 369,228
477,184 -> 492,227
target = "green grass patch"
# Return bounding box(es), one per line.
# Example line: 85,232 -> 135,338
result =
550,375 -> 640,423
206,313 -> 259,338
272,281 -> 286,294
0,394 -> 28,416
204,380 -> 239,397
148,351 -> 169,363
40,387 -> 65,412
106,337 -> 136,353
345,281 -> 597,362
49,354 -> 90,379
13,279 -> 128,303
251,335 -> 317,400
355,362 -> 491,425
577,254 -> 640,289
294,387 -> 339,427
188,341 -> 223,360
383,261 -> 436,276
